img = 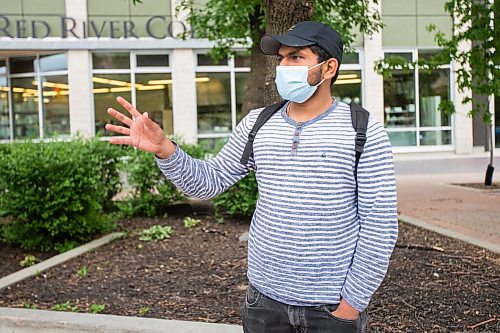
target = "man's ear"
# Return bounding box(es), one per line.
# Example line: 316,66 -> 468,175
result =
323,58 -> 339,80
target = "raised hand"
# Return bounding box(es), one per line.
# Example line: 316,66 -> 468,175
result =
105,96 -> 175,159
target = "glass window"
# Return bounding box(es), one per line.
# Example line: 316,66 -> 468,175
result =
130,0 -> 171,16
198,137 -> 229,153
382,16 -> 418,47
385,52 -> 413,62
235,72 -> 249,123
87,0 -> 129,15
22,0 -> 65,15
382,0 -> 417,16
196,73 -> 231,134
0,75 -> 9,140
137,54 -> 169,67
11,77 -> 39,139
0,60 -> 6,75
93,74 -> 132,136
92,52 -> 130,69
41,75 -> 70,136
331,70 -> 362,105
88,0 -> 170,15
420,130 -> 451,146
342,52 -> 359,65
88,0 -> 171,38
384,69 -> 416,128
135,73 -> 173,135
38,54 -> 68,72
10,57 -> 36,74
419,69 -> 451,127
388,131 -> 417,147
0,0 -> 21,12
197,54 -> 228,66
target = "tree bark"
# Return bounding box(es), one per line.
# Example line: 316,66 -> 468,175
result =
263,0 -> 314,105
241,5 -> 267,115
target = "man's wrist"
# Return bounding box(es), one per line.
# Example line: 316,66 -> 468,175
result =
155,139 -> 176,159
332,298 -> 359,320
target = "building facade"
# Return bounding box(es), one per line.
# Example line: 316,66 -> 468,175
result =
0,0 -> 497,153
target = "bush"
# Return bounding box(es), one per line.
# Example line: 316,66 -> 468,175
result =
138,225 -> 173,241
116,148 -> 184,217
117,141 -> 207,217
0,139 -> 122,252
212,172 -> 258,218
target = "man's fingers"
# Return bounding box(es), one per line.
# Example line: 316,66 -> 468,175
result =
116,96 -> 141,118
107,108 -> 133,127
142,112 -> 159,130
105,124 -> 131,135
108,137 -> 132,145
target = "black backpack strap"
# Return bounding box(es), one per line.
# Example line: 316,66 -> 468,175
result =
350,102 -> 370,179
240,100 -> 288,165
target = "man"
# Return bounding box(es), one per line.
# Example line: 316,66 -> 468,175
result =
106,21 -> 398,333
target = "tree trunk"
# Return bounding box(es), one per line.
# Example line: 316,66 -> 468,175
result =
241,5 -> 267,116
263,0 -> 314,105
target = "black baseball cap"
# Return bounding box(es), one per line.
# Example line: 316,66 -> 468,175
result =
260,21 -> 343,65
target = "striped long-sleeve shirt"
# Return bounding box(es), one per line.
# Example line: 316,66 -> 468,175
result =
155,100 -> 398,312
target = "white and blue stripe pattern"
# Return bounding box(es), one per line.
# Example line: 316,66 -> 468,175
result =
156,100 -> 398,312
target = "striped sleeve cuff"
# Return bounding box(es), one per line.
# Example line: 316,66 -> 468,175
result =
155,142 -> 183,170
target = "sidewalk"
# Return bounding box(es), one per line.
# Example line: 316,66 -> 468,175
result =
394,152 -> 500,253
0,307 -> 243,333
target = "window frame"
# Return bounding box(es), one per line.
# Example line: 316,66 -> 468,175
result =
334,49 -> 364,106
382,47 -> 454,151
91,50 -> 173,139
1,53 -> 70,142
194,49 -> 250,141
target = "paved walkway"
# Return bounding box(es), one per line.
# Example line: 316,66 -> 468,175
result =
394,151 -> 500,253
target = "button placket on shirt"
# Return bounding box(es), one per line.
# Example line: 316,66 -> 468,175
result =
291,122 -> 303,156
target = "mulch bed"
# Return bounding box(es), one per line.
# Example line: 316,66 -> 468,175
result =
0,203 -> 498,332
0,216 -> 57,277
454,182 -> 500,191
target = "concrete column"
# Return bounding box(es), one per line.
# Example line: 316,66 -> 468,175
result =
65,0 -> 86,38
66,0 -> 94,137
171,49 -> 197,143
452,12 -> 473,154
68,51 -> 94,136
363,0 -> 384,123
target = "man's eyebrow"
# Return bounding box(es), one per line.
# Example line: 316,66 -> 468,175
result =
277,50 -> 303,57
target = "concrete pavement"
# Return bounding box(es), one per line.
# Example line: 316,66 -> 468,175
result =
0,307 -> 243,333
394,151 -> 500,253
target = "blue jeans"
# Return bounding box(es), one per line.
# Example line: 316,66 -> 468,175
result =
242,283 -> 369,333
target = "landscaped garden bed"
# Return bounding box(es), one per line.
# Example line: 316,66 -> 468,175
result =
1,202 -> 498,332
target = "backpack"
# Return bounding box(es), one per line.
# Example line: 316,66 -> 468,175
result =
239,101 -> 370,181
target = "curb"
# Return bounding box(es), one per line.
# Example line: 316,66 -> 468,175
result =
0,307 -> 243,333
0,232 -> 124,290
398,214 -> 500,254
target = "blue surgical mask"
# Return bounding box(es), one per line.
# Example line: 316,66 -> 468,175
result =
275,61 -> 325,103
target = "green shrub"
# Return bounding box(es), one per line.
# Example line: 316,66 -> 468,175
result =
183,217 -> 201,228
117,141 -> 208,217
139,225 -> 173,241
0,139 -> 122,252
116,148 -> 184,217
89,303 -> 105,314
51,301 -> 79,312
212,172 -> 258,217
19,255 -> 37,267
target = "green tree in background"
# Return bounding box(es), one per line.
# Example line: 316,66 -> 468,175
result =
376,0 -> 498,185
175,0 -> 382,111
